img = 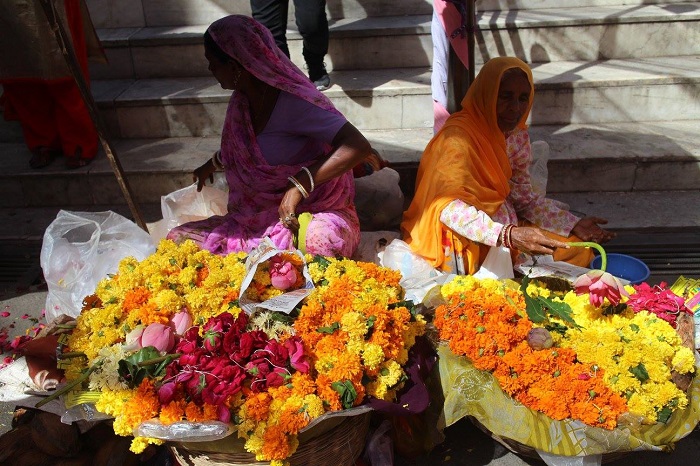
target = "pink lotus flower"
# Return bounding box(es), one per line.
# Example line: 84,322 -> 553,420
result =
169,310 -> 192,335
573,269 -> 628,307
269,255 -> 298,290
122,325 -> 145,351
140,322 -> 175,353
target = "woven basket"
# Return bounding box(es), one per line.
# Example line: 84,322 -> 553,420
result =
170,411 -> 371,466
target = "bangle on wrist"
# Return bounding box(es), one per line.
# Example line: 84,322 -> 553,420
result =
300,166 -> 315,193
288,176 -> 309,199
211,150 -> 224,170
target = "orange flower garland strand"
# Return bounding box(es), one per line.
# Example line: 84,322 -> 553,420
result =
435,279 -> 628,429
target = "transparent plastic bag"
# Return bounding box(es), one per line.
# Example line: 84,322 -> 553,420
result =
379,239 -> 449,303
41,210 -> 155,322
150,181 -> 229,241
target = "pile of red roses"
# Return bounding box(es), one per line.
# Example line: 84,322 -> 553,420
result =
158,312 -> 309,422
626,282 -> 693,328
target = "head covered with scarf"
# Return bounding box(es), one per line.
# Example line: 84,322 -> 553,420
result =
401,57 -> 534,268
200,15 -> 354,254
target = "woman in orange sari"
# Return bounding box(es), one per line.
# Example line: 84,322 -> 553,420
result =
401,57 -> 614,275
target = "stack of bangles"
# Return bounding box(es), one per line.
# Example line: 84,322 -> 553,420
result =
288,166 -> 315,199
499,223 -> 515,249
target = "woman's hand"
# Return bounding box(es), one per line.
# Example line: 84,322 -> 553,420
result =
510,226 -> 569,255
193,158 -> 216,192
571,217 -> 616,244
278,186 -> 304,232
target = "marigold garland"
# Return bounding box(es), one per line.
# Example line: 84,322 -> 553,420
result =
61,240 -> 425,462
435,275 -> 695,429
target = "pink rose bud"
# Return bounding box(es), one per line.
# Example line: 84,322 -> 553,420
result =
170,310 -> 193,336
140,322 -> 175,353
122,325 -> 145,352
269,257 -> 298,291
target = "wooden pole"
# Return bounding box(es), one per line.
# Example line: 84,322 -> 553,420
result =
38,0 -> 147,231
446,0 -> 477,114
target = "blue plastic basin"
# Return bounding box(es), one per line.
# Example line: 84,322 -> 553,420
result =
589,253 -> 650,285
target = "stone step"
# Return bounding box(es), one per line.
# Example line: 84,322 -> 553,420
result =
81,56 -> 700,140
90,4 -> 698,80
2,120 -> 698,208
1,188 -> 698,245
86,0 -> 694,28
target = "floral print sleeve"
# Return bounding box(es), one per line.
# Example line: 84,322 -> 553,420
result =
440,199 -> 504,247
507,129 -> 580,237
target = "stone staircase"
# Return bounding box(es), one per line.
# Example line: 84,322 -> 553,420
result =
1,0 -> 699,238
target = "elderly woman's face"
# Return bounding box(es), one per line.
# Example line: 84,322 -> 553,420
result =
496,70 -> 531,133
205,48 -> 241,90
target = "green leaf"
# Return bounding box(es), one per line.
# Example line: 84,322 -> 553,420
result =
117,347 -> 174,388
312,255 -> 331,272
657,406 -> 673,423
629,363 -> 649,382
331,380 -> 357,409
317,322 -> 340,334
521,276 -> 579,327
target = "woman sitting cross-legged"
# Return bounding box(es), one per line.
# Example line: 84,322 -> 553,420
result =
167,15 -> 371,257
401,57 -> 615,275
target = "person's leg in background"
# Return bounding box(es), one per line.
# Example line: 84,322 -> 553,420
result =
250,0 -> 291,57
58,0 -> 98,168
1,82 -> 61,169
293,0 -> 330,90
50,79 -> 98,168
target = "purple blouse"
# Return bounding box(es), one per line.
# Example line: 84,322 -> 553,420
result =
257,91 -> 348,166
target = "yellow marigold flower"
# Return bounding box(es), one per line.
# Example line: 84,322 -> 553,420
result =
152,289 -> 183,315
129,436 -> 164,454
362,343 -> 385,370
672,347 -> 695,374
302,394 -> 324,419
340,311 -> 367,339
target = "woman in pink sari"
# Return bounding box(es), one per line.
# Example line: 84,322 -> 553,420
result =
167,15 -> 370,256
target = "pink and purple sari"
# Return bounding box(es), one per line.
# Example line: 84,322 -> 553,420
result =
167,15 -> 359,257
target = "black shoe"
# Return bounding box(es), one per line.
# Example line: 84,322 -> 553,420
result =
308,63 -> 331,91
313,73 -> 331,91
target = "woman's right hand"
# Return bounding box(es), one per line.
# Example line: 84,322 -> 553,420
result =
193,158 -> 216,192
509,226 -> 569,256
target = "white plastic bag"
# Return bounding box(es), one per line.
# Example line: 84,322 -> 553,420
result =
473,246 -> 514,279
380,239 -> 449,303
354,167 -> 405,231
150,181 -> 228,241
41,210 -> 156,322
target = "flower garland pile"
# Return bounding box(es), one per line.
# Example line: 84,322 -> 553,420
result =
59,240 -> 425,463
434,275 -> 695,429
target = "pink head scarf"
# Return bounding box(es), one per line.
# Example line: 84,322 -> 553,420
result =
201,15 -> 355,254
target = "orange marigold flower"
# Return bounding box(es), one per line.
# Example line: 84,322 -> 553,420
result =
184,402 -> 218,422
160,399 -> 186,424
261,424 -> 294,460
122,287 -> 151,312
243,392 -> 272,422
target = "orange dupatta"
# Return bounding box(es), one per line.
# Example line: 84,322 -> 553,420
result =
401,57 -> 534,271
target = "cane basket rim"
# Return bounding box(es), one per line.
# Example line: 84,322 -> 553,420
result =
170,411 -> 371,466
